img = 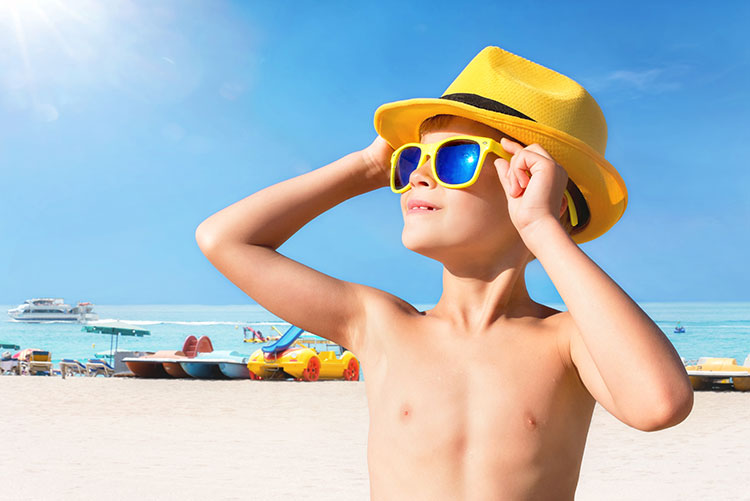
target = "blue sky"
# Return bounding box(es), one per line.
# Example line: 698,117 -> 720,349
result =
1,0 -> 748,305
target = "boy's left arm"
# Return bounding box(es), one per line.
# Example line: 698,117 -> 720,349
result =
495,139 -> 694,432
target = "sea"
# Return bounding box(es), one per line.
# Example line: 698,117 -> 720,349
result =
1,303 -> 749,365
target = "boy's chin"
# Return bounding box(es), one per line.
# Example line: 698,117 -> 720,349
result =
402,232 -> 459,261
402,226 -> 527,263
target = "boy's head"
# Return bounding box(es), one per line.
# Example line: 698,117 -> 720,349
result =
398,114 -> 573,266
374,46 -> 628,245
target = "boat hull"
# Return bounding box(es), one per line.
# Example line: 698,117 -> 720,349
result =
125,360 -> 168,378
218,361 -> 251,379
163,361 -> 189,378
8,313 -> 99,323
181,361 -> 225,379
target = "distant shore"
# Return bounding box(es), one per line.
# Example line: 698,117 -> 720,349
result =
0,378 -> 747,500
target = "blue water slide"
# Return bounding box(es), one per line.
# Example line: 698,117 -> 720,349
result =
262,325 -> 304,354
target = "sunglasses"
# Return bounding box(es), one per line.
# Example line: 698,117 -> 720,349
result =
390,134 -> 578,227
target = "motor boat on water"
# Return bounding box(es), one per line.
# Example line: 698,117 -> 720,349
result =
7,298 -> 99,323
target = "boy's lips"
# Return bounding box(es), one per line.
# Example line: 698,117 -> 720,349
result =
406,198 -> 441,213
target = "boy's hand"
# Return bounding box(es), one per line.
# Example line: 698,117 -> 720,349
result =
493,137 -> 569,239
361,136 -> 394,188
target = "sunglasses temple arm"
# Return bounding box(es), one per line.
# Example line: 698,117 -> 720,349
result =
563,190 -> 578,228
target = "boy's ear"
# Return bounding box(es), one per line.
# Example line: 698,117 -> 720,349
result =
559,194 -> 568,218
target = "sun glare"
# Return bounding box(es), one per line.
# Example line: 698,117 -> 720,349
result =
1,0 -> 206,122
0,0 -> 104,119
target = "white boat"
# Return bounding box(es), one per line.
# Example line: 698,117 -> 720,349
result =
7,298 -> 99,323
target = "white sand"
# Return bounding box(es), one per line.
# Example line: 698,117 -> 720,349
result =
0,378 -> 746,500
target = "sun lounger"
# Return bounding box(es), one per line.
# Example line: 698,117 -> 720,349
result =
28,350 -> 54,376
86,358 -> 115,377
60,359 -> 87,377
0,359 -> 19,375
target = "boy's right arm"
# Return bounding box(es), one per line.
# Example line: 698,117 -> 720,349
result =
195,137 -> 396,354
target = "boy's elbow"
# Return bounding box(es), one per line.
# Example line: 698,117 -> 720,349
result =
195,221 -> 219,255
637,384 -> 694,432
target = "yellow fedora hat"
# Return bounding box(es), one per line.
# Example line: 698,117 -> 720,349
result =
373,46 -> 627,243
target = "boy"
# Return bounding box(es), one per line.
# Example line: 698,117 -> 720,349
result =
195,47 -> 693,500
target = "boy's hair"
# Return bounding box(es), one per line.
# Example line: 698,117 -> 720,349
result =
419,114 -> 576,236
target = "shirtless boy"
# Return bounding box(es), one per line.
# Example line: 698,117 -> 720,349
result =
195,47 -> 694,500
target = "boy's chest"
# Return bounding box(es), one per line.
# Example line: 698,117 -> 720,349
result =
363,321 -> 593,461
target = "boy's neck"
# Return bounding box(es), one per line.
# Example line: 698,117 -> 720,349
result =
429,247 -> 542,333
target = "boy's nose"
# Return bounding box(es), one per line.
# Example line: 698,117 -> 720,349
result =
409,154 -> 437,188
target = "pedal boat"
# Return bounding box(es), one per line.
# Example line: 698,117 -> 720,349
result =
123,335 -> 213,378
179,350 -> 251,379
247,325 -> 360,381
684,356 -> 750,391
217,351 -> 252,379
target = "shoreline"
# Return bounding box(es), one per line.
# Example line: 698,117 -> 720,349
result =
0,378 -> 748,499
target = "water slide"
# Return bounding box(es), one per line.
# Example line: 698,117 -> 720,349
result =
261,325 -> 304,354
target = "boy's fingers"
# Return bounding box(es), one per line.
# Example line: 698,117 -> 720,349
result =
500,137 -> 523,154
494,157 -> 508,177
509,167 -> 522,198
523,143 -> 554,161
515,165 -> 530,188
496,155 -> 525,198
494,157 -> 511,193
509,149 -> 531,185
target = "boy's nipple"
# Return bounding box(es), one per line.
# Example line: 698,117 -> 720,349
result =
524,412 -> 537,431
400,403 -> 412,421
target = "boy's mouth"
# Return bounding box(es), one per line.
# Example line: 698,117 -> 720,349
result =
407,199 -> 440,212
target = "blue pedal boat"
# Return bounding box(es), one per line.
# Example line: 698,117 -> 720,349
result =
180,351 -> 250,379
217,351 -> 251,379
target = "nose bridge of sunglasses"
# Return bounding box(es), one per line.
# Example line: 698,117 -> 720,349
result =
412,151 -> 437,181
400,151 -> 436,188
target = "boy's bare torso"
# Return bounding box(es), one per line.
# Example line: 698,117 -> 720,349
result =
360,302 -> 595,501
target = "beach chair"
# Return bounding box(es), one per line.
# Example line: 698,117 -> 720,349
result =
28,350 -> 53,376
60,359 -> 87,377
86,358 -> 115,377
0,358 -> 19,375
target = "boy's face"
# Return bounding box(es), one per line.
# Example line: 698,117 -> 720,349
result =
400,116 -> 522,263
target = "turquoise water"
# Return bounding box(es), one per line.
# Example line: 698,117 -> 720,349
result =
1,303 -> 749,364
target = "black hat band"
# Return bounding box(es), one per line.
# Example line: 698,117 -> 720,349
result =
440,93 -> 536,122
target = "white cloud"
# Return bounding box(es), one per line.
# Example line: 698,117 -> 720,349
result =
584,65 -> 689,95
607,68 -> 664,90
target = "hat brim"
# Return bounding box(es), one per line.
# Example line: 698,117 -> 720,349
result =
374,98 -> 628,244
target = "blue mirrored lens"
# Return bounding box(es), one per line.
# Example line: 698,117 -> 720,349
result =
435,141 -> 481,185
395,146 -> 421,189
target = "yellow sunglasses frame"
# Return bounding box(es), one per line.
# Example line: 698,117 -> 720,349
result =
389,134 -> 578,227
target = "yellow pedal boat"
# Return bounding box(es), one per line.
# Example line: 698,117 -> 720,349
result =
247,325 -> 359,382
684,355 -> 750,391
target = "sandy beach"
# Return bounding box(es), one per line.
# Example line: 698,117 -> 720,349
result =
0,378 -> 746,500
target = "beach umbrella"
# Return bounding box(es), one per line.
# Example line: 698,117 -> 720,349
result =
12,348 -> 39,360
81,321 -> 151,363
